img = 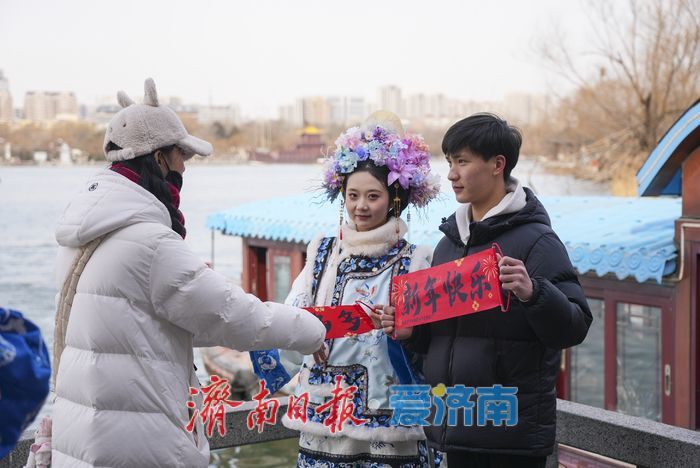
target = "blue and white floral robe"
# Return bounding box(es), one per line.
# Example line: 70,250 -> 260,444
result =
251,220 -> 438,467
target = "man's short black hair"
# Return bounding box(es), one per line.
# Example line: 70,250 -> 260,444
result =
442,113 -> 522,180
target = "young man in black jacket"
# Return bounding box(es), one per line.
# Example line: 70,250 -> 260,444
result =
382,113 -> 592,467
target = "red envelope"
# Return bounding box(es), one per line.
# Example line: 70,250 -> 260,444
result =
392,244 -> 510,329
304,304 -> 376,339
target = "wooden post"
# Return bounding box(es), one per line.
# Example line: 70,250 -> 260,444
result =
674,146 -> 700,428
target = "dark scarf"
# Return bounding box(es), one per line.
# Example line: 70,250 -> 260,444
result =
110,163 -> 187,238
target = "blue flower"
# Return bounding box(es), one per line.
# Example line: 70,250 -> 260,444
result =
337,151 -> 359,173
355,146 -> 369,161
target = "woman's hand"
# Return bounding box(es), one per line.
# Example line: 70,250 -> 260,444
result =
313,342 -> 328,365
366,304 -> 384,329
377,305 -> 413,340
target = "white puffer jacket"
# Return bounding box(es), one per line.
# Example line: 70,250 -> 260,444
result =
52,169 -> 325,467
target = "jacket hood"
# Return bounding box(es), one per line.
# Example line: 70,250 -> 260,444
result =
454,178 -> 527,245
55,169 -> 170,248
439,187 -> 551,247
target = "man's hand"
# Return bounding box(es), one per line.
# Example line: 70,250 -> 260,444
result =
378,305 -> 413,340
498,254 -> 534,302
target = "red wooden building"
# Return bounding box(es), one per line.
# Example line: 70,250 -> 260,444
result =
249,126 -> 326,164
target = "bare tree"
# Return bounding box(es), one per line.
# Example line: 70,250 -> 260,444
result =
539,0 -> 700,156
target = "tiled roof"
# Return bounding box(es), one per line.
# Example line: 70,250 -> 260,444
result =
208,193 -> 680,284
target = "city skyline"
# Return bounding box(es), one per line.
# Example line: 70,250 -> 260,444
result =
0,71 -> 550,128
0,0 -> 596,118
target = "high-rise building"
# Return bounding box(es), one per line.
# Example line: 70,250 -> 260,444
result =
279,100 -> 304,127
24,92 -> 50,122
379,85 -> 403,116
24,90 -> 79,122
197,104 -> 241,125
281,96 -> 367,128
426,93 -> 451,119
301,97 -> 330,127
347,97 -> 369,124
406,94 -> 427,120
501,92 -> 550,126
0,70 -> 8,92
0,70 -> 13,123
54,91 -> 79,120
328,96 -> 368,126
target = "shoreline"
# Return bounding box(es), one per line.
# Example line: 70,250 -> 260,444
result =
0,155 -> 617,196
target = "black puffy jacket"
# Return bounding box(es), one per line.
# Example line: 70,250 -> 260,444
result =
406,188 -> 592,456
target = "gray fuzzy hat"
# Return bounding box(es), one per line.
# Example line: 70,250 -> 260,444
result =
103,78 -> 213,161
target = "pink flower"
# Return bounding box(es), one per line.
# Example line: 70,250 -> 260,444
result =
335,127 -> 363,149
386,157 -> 417,189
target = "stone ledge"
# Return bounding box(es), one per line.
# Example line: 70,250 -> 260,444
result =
5,399 -> 700,467
552,399 -> 700,467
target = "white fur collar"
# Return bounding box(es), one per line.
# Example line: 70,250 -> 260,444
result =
339,219 -> 407,260
455,177 -> 527,245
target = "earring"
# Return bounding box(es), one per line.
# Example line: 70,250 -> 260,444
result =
393,183 -> 401,247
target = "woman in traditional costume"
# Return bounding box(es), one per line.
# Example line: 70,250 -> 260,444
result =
251,111 -> 442,467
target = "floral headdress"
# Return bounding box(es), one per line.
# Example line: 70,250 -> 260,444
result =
322,112 -> 440,208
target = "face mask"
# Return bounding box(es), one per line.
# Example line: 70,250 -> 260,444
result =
159,154 -> 183,191
165,170 -> 183,191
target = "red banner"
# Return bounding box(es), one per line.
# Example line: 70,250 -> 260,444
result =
304,304 -> 376,339
392,244 -> 509,329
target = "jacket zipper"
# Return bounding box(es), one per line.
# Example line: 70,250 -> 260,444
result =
441,239 -> 471,449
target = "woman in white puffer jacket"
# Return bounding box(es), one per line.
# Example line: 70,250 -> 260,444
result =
51,78 -> 326,468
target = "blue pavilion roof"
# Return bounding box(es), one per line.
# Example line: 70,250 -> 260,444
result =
207,193 -> 680,284
637,99 -> 700,196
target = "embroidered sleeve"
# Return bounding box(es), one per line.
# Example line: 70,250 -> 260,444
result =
250,348 -> 293,394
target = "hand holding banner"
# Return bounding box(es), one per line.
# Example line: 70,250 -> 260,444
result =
304,304 -> 376,339
392,244 -> 510,329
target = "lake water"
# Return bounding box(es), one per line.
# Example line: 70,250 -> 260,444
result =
0,159 -> 607,466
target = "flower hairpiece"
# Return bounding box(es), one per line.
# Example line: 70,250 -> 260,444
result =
322,125 -> 440,207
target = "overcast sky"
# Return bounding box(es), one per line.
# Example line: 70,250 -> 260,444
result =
0,0 -> 594,117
